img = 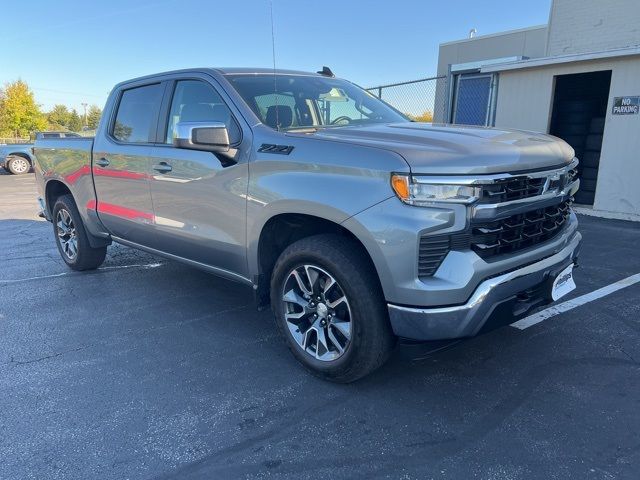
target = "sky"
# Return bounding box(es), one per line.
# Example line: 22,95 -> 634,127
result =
2,0 -> 551,112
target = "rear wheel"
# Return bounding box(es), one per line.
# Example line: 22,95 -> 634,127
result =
52,194 -> 107,270
270,234 -> 395,383
6,155 -> 31,175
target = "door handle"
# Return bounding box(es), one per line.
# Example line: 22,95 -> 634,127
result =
95,157 -> 110,167
153,162 -> 172,173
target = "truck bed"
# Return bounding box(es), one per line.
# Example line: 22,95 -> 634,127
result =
33,137 -> 99,233
34,137 -> 94,181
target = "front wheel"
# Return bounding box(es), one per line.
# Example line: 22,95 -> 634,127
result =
52,194 -> 107,271
6,155 -> 31,175
270,234 -> 396,383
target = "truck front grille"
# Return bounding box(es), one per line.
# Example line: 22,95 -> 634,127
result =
479,177 -> 546,203
478,163 -> 578,204
417,162 -> 578,276
469,199 -> 572,259
417,200 -> 573,276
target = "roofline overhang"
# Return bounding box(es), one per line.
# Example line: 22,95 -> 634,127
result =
439,25 -> 548,47
481,45 -> 640,73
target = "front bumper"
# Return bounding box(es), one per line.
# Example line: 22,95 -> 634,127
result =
388,230 -> 582,341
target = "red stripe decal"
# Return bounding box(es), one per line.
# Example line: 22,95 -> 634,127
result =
65,164 -> 91,185
94,201 -> 154,221
92,167 -> 148,180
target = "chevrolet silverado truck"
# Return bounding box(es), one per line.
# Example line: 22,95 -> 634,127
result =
33,68 -> 581,382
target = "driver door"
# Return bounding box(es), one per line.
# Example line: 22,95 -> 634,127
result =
146,78 -> 250,278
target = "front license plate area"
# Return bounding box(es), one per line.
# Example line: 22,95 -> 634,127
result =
551,263 -> 576,301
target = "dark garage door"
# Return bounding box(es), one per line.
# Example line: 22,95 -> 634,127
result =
549,71 -> 611,205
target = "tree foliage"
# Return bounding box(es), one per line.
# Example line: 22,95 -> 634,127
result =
47,104 -> 71,130
0,79 -> 101,138
0,80 -> 47,138
68,109 -> 83,132
86,105 -> 102,130
407,110 -> 434,122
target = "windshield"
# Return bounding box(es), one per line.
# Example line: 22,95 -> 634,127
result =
226,74 -> 408,130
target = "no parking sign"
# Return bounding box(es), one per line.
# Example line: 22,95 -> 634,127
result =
612,96 -> 640,115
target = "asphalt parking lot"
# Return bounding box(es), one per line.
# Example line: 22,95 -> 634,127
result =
1,170 -> 639,480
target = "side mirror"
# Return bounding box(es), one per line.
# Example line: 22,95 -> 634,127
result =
173,121 -> 230,153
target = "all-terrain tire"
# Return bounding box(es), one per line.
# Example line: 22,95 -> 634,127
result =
52,194 -> 107,271
270,234 -> 396,383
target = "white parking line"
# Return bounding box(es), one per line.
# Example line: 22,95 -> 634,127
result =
511,272 -> 640,330
0,262 -> 163,284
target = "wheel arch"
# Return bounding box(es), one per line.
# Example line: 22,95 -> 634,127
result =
45,179 -> 73,218
7,151 -> 34,164
253,212 -> 383,309
44,178 -> 110,249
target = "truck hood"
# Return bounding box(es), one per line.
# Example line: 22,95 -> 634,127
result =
307,123 -> 574,174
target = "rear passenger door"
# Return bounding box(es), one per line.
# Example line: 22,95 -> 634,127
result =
92,82 -> 164,245
146,77 -> 251,278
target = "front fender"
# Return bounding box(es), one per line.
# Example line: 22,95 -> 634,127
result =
246,198 -> 360,275
245,130 -> 412,277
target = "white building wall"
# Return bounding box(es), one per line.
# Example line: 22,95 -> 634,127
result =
434,26 -> 548,122
494,57 -> 640,217
547,0 -> 640,56
437,26 -> 548,76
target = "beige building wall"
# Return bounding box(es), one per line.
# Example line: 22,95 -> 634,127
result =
437,26 -> 548,76
547,0 -> 640,56
494,57 -> 640,216
434,26 -> 548,122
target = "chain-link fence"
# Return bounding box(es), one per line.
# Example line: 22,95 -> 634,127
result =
448,73 -> 496,126
367,76 -> 449,123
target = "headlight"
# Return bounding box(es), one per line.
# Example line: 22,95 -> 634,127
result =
391,174 -> 480,205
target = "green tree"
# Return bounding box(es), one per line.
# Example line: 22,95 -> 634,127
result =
407,110 -> 433,122
47,104 -> 71,129
68,108 -> 82,132
0,80 -> 47,138
86,105 -> 102,130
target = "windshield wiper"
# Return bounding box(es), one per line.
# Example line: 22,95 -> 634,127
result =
281,126 -> 319,133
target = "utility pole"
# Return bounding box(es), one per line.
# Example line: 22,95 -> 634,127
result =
81,103 -> 88,129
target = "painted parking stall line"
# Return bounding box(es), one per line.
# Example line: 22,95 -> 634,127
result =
0,262 -> 163,284
512,272 -> 640,330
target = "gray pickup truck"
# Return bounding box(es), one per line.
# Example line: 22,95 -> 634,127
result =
33,68 -> 581,382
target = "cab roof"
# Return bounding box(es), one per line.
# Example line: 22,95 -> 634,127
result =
214,67 -> 323,76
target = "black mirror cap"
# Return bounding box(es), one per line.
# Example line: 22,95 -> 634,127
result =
173,121 -> 230,153
192,126 -> 230,149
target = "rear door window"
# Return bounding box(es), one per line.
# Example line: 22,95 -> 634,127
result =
112,83 -> 164,143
